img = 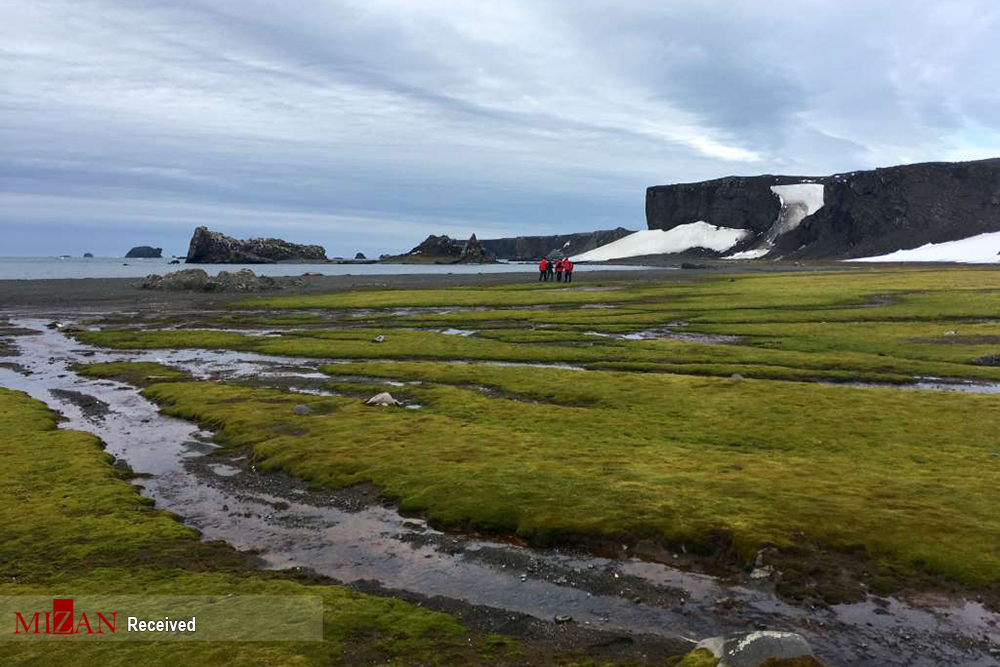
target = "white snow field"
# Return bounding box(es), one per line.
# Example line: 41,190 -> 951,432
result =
571,222 -> 750,262
725,183 -> 825,260
850,230 -> 1000,264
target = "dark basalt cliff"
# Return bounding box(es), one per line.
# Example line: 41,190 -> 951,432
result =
646,158 -> 1000,259
185,227 -> 327,264
780,160 -> 1000,258
479,228 -> 634,260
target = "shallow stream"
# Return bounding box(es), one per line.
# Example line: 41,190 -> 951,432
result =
0,318 -> 997,666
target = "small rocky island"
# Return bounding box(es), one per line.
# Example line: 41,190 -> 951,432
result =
384,233 -> 495,264
185,226 -> 327,264
125,246 -> 163,258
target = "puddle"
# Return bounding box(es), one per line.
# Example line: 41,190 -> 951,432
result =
440,328 -> 478,337
208,463 -> 241,477
585,329 -> 742,344
0,318 -> 997,667
833,378 -> 1000,394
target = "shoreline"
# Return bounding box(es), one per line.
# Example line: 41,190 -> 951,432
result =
0,268 -> 689,311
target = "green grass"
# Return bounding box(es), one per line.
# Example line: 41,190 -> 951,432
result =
0,389 -> 666,666
132,362 -> 1000,594
73,360 -> 191,386
69,267 -> 1000,605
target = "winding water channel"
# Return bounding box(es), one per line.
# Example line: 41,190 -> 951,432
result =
1,317 -> 997,666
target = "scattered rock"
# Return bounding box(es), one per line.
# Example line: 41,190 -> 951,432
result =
972,354 -> 1000,366
292,404 -> 312,416
206,269 -> 281,292
373,335 -> 386,343
749,565 -> 775,580
185,226 -> 327,264
696,631 -> 814,667
141,269 -> 294,292
553,614 -> 573,624
730,373 -> 744,381
366,392 -> 401,407
125,245 -> 163,258
141,269 -> 209,291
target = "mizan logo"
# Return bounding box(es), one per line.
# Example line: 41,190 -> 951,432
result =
14,598 -> 117,635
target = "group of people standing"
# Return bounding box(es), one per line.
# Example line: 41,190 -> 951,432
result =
537,257 -> 574,283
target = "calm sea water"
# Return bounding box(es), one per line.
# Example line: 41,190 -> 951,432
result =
0,257 -> 652,280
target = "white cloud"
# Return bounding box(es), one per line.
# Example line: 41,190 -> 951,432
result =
2,0 -> 999,253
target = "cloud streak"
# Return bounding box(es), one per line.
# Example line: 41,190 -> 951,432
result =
2,0 -> 999,255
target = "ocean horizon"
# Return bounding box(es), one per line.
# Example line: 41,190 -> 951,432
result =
0,256 -> 652,280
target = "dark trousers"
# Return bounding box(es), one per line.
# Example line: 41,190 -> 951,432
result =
539,270 -> 547,282
556,271 -> 563,282
565,271 -> 573,283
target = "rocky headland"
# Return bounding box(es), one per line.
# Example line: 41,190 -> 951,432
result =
185,227 -> 327,264
479,228 -> 634,260
385,234 -> 496,264
646,158 -> 1000,259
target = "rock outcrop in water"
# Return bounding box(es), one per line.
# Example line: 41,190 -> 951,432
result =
125,246 -> 163,258
646,158 -> 1000,259
457,234 -> 492,263
185,227 -> 327,264
479,228 -> 634,260
387,234 -> 496,263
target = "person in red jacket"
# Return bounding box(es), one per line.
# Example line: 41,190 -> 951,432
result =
538,257 -> 548,282
554,258 -> 564,282
563,258 -> 574,283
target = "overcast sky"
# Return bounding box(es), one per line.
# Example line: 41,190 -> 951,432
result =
3,0 -> 1000,257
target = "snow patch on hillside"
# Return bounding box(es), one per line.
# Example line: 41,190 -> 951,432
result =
571,223 -> 750,262
770,184 -> 824,233
850,231 -> 1000,264
725,183 -> 824,260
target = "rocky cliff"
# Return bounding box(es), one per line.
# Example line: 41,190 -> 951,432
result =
388,234 -> 495,263
479,228 -> 634,260
185,227 -> 327,264
646,158 -> 1000,259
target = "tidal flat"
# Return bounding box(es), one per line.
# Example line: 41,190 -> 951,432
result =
2,265 -> 999,666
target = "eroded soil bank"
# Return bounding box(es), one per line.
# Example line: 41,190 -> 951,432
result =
1,319 -> 997,666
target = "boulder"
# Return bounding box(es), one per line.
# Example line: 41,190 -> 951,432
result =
185,226 -> 327,264
125,246 -> 163,258
205,269 -> 279,292
141,269 -> 208,290
366,392 -> 401,407
140,268 -> 294,292
696,631 -> 814,667
292,404 -> 312,416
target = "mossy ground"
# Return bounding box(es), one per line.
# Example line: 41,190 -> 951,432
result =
72,267 -> 1000,606
0,389 -> 673,666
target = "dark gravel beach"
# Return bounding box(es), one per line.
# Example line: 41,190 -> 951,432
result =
0,268 -> 689,312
